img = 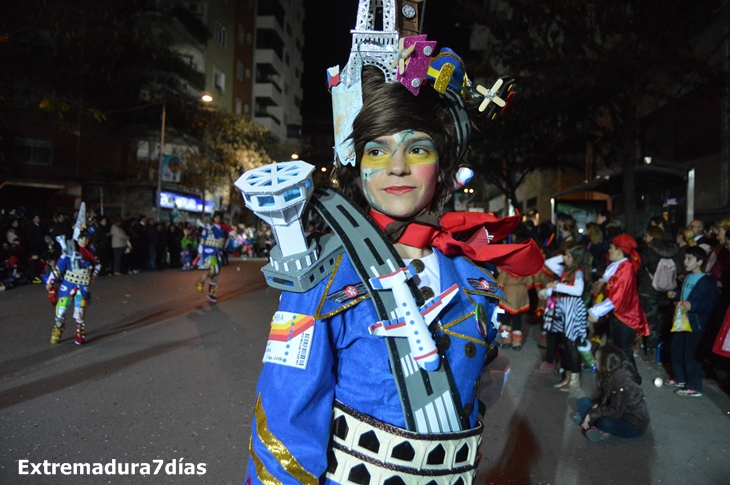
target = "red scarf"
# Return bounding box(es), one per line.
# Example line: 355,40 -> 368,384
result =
369,209 -> 544,277
79,247 -> 98,264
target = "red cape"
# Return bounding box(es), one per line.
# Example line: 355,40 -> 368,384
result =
605,260 -> 650,336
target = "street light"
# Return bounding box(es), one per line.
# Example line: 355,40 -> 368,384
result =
155,94 -> 213,221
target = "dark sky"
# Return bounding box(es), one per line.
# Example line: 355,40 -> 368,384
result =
300,1 -> 469,129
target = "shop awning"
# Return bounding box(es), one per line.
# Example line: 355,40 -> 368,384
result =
552,165 -> 688,198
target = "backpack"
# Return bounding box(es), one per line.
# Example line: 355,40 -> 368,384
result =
648,258 -> 677,292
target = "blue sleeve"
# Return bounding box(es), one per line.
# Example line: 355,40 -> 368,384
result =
245,289 -> 338,485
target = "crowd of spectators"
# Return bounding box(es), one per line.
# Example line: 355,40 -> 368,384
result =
0,206 -> 278,292
504,209 -> 730,402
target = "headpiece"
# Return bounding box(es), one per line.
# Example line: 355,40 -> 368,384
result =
612,233 -> 641,270
328,0 -> 515,168
612,233 -> 637,255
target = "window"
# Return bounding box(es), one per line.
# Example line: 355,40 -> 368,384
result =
245,68 -> 251,79
246,33 -> 253,44
214,66 -> 226,93
235,98 -> 242,116
238,24 -> 245,44
237,60 -> 244,81
13,138 -> 52,166
244,103 -> 250,114
215,22 -> 227,48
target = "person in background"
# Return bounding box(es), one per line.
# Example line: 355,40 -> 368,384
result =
573,344 -> 649,442
27,214 -> 47,258
588,234 -> 649,370
180,226 -> 197,271
145,218 -> 158,270
92,216 -> 112,275
110,217 -> 129,276
583,221 -> 605,276
637,225 -> 678,362
675,227 -> 697,284
498,227 -> 536,351
688,219 -> 707,245
538,243 -> 591,391
665,246 -> 719,397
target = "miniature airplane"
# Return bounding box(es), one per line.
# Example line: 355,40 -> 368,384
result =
368,264 -> 459,372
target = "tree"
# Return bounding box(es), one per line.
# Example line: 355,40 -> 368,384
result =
180,108 -> 275,213
459,0 -> 722,230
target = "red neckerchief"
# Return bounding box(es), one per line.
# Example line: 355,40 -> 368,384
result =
369,209 -> 544,277
79,247 -> 97,264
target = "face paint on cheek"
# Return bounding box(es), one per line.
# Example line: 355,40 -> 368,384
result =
361,167 -> 387,211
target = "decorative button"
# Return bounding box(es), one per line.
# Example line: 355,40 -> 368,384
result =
402,4 -> 416,19
438,334 -> 451,351
411,258 -> 425,274
420,286 -> 434,300
464,342 -> 477,358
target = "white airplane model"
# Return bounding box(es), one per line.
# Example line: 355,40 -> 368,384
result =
368,264 -> 460,371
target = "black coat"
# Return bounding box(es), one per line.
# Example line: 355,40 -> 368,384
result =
589,363 -> 650,432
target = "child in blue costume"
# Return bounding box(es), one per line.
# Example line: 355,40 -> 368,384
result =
47,231 -> 100,345
196,211 -> 233,302
244,3 -> 543,484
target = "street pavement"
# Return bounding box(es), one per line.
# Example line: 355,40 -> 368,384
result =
1,261 -> 729,484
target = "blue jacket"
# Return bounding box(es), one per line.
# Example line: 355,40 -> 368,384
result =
245,249 -> 504,484
673,273 -> 719,333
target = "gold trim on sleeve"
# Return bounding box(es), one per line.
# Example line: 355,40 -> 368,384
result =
317,294 -> 370,319
315,254 -> 343,316
249,436 -> 282,485
254,394 -> 319,485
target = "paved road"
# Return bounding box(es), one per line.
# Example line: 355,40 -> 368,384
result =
1,261 -> 729,484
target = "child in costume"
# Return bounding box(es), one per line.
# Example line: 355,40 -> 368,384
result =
196,211 -> 233,302
539,243 -> 591,391
47,209 -> 100,346
498,269 -> 534,351
665,246 -> 719,396
240,2 -> 543,483
180,227 -> 197,271
588,234 -> 650,370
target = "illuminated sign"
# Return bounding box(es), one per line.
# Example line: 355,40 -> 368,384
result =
159,191 -> 215,214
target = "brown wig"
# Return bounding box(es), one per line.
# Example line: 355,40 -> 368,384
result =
331,66 -> 463,215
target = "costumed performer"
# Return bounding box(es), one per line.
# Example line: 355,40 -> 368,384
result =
47,204 -> 100,345
243,2 -> 543,483
588,234 -> 650,370
196,210 -> 233,302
